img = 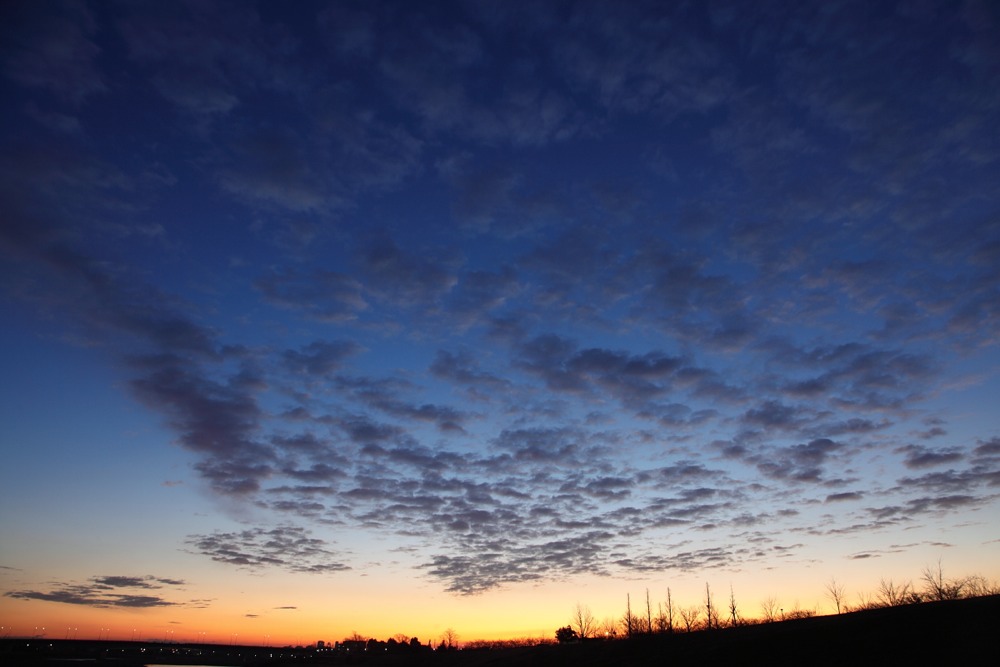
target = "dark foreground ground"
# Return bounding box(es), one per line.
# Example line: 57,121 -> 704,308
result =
3,595 -> 998,666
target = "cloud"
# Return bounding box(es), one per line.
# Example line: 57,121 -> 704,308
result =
283,341 -> 362,376
91,575 -> 185,589
256,269 -> 367,322
186,526 -> 350,574
898,445 -> 964,469
445,266 -> 521,327
826,491 -> 863,503
4,574 -> 189,608
430,349 -> 510,391
129,353 -> 274,495
355,234 -> 457,306
751,438 -> 845,483
2,1 -> 106,104
117,0 -> 298,116
973,437 -> 1000,459
421,531 -> 613,595
513,334 -> 690,408
4,0 -> 999,600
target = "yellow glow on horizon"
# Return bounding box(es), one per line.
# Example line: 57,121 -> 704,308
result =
4,548 -> 999,647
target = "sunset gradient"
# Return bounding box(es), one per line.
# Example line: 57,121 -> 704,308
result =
2,0 -> 999,648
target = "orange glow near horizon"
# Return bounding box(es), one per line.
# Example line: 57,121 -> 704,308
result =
5,556 -> 1000,647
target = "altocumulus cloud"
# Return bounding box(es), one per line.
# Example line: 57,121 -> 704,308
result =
5,575 -> 191,608
1,0 -> 998,598
185,526 -> 350,574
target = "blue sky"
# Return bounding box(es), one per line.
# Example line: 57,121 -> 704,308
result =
2,0 -> 999,642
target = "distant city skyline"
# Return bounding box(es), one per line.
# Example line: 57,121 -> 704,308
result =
2,0 -> 998,645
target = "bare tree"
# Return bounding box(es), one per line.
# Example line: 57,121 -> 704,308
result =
728,585 -> 740,627
571,602 -> 596,639
704,583 -> 719,630
826,577 -> 846,614
654,600 -> 673,634
679,606 -> 700,632
665,587 -> 674,633
855,590 -> 877,611
964,574 -> 1000,597
645,589 -> 653,635
600,617 -> 619,639
760,596 -> 779,623
877,578 -> 916,606
623,593 -> 635,638
921,560 -> 965,601
441,628 -> 458,649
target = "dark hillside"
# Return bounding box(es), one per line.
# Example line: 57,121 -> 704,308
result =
469,594 -> 1000,666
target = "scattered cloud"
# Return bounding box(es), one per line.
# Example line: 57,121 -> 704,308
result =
186,526 -> 350,574
4,575 -> 190,608
3,0 -> 998,600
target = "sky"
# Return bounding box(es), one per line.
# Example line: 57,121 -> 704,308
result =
1,0 -> 999,647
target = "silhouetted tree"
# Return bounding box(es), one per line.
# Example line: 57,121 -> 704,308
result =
600,617 -> 619,639
728,585 -> 740,627
704,583 -> 719,630
679,606 -> 700,632
645,589 -> 653,635
440,628 -> 458,649
826,578 -> 846,613
760,596 -> 779,623
664,587 -> 675,633
654,602 -> 669,633
964,575 -> 1000,597
857,591 -> 879,610
877,578 -> 917,606
555,626 -> 578,643
623,593 -> 635,638
571,602 -> 596,639
656,586 -> 674,632
921,560 -> 965,601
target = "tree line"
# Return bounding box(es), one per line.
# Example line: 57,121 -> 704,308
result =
555,561 -> 1000,642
